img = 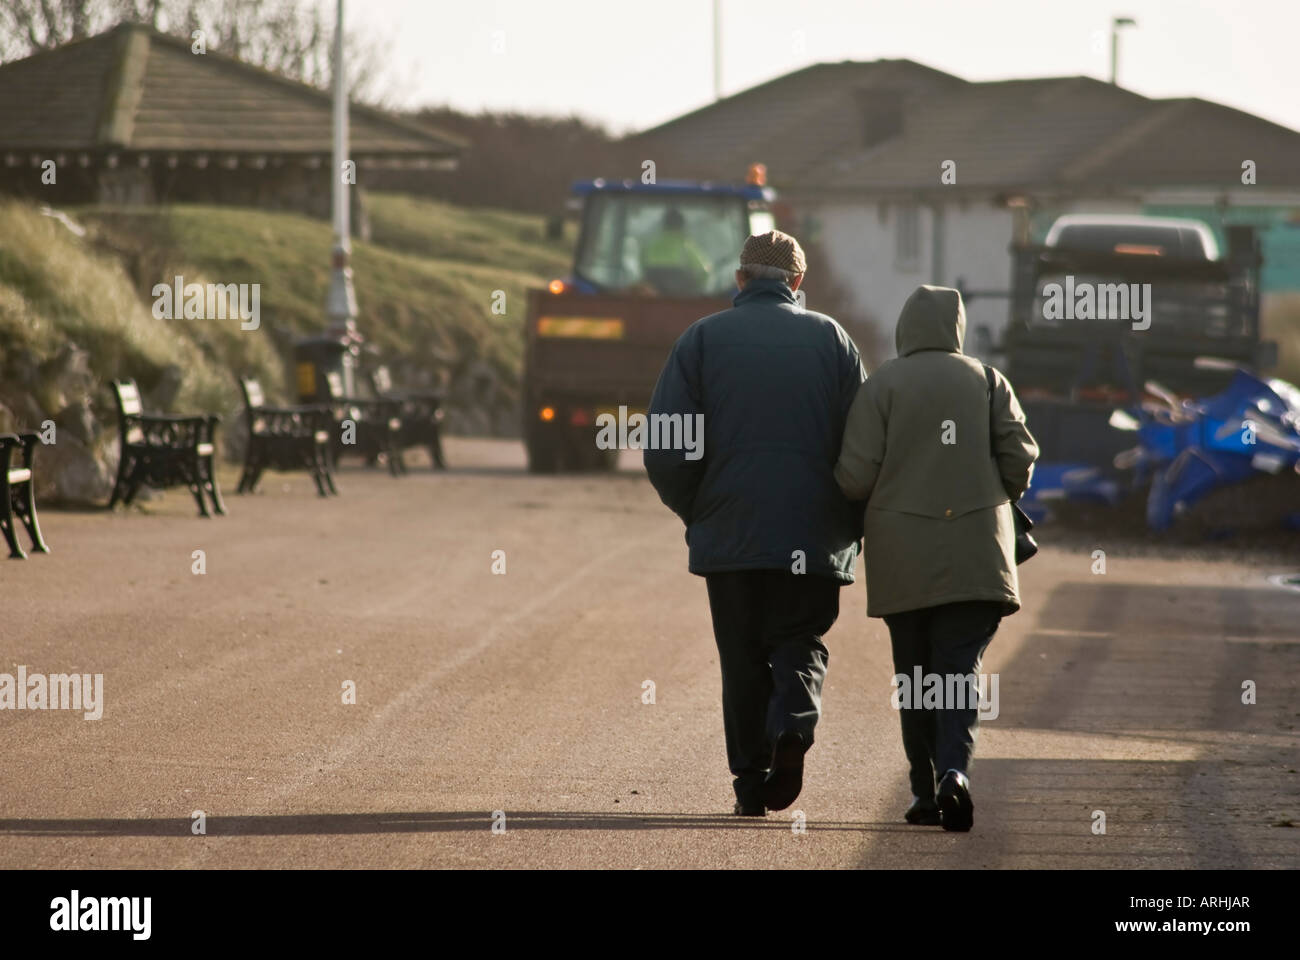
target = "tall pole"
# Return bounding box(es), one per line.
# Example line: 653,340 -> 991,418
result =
1110,16 -> 1136,85
712,0 -> 722,100
326,0 -> 358,336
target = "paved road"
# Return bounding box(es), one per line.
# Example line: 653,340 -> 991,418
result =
1,438 -> 1297,868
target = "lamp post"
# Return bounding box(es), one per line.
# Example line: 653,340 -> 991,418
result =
712,0 -> 722,101
1110,16 -> 1137,86
324,0 -> 361,396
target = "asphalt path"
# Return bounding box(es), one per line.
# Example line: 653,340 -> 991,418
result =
1,438 -> 1296,868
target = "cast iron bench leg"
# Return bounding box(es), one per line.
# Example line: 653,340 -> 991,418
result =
15,486 -> 49,554
201,421 -> 226,516
0,445 -> 23,558
189,473 -> 211,517
109,452 -> 135,509
312,445 -> 331,497
13,436 -> 49,553
0,499 -> 22,558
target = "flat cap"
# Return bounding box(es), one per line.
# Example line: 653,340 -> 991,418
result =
739,229 -> 806,274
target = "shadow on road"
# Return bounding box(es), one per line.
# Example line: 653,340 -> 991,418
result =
872,580 -> 1300,868
0,811 -> 921,837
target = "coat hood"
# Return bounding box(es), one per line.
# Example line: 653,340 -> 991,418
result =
895,285 -> 966,356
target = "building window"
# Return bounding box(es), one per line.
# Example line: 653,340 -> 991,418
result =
896,203 -> 920,271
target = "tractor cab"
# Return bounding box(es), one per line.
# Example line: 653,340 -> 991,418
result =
567,172 -> 775,299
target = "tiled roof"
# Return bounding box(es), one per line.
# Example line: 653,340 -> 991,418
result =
634,61 -> 1300,193
630,60 -> 967,183
0,23 -> 464,157
1062,97 -> 1300,188
812,76 -> 1152,192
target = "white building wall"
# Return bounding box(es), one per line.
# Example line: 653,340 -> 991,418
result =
940,202 -> 1017,360
811,199 -> 924,339
805,197 -> 1015,364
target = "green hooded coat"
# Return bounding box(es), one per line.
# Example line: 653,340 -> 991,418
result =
834,285 -> 1039,617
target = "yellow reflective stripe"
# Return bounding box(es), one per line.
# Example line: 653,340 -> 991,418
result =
537,316 -> 624,339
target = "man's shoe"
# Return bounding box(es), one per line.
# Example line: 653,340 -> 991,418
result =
936,769 -> 974,832
734,799 -> 766,816
760,730 -> 808,811
904,796 -> 941,825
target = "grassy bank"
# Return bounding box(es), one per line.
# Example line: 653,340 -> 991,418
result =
0,193 -> 574,501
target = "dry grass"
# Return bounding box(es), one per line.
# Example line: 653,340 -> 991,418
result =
0,201 -> 281,421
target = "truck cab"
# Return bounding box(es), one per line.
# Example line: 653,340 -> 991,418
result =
523,172 -> 775,472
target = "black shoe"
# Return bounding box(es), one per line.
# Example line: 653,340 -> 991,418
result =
904,796 -> 941,825
733,799 -> 766,816
936,769 -> 973,832
760,730 -> 808,811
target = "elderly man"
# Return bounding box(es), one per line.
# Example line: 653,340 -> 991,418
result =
644,230 -> 866,816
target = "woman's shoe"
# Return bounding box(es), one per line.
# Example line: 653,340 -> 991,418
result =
936,769 -> 974,832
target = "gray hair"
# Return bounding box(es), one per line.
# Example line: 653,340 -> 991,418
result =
740,263 -> 802,284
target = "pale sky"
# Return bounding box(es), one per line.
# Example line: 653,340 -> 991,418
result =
339,0 -> 1300,135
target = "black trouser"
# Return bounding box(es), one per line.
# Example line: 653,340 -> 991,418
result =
883,600 -> 1002,801
704,571 -> 841,805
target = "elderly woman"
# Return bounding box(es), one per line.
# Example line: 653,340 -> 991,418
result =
834,285 -> 1038,832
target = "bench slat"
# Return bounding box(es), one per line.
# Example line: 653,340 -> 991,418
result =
115,381 -> 143,415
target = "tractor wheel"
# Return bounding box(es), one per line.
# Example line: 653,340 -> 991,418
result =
526,426 -> 561,473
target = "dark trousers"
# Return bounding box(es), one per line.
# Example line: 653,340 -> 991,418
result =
705,571 -> 841,804
883,600 -> 1002,801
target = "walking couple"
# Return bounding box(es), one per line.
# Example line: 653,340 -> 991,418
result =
645,230 -> 1038,831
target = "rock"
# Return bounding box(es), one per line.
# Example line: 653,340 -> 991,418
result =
3,348 -> 41,390
55,398 -> 97,447
148,364 -> 185,411
222,410 -> 249,464
33,433 -> 114,506
43,343 -> 94,398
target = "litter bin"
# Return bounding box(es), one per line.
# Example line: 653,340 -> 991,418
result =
294,332 -> 360,403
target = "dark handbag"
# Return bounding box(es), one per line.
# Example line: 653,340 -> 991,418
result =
984,364 -> 1038,565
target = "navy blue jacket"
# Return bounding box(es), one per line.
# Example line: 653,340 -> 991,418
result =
644,277 -> 867,582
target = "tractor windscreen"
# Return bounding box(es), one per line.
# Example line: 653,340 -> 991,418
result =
575,193 -> 754,297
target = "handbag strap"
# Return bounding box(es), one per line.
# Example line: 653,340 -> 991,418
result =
982,363 -> 998,464
984,363 -> 1034,527
983,363 -> 1012,498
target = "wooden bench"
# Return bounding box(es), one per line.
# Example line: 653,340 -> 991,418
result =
109,379 -> 225,517
237,377 -> 337,497
322,371 -> 406,476
1,432 -> 50,559
369,365 -> 447,470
